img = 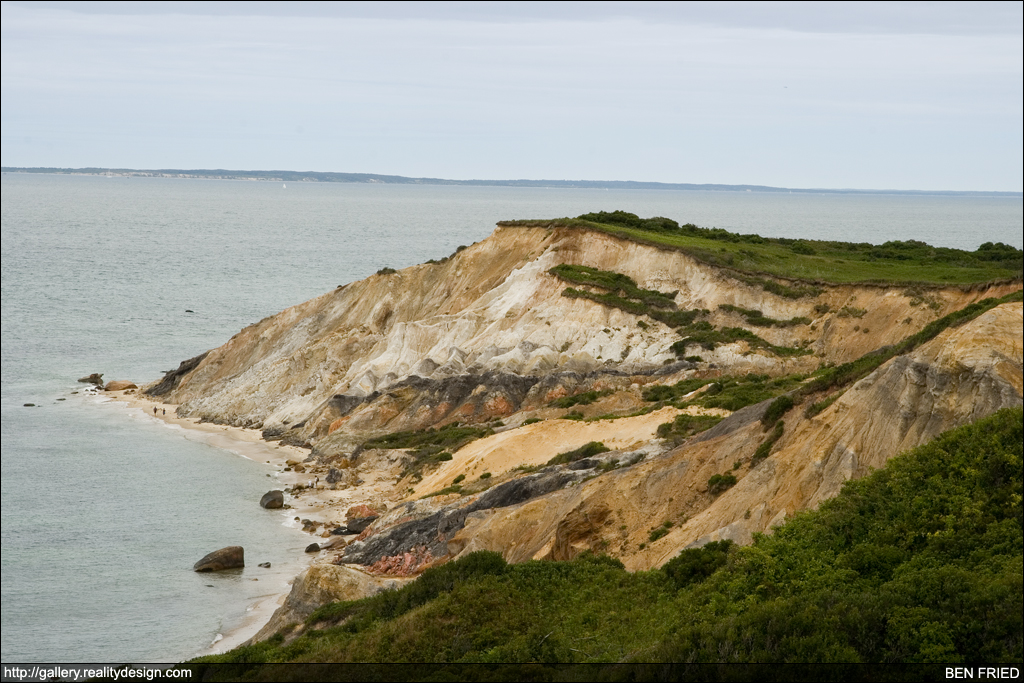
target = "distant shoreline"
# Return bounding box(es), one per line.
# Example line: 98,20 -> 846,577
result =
3,167 -> 1019,197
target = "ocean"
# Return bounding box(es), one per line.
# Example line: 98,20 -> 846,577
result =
1,172 -> 1020,663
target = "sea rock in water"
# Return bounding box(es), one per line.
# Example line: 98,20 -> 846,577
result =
104,380 -> 138,391
193,546 -> 244,572
78,373 -> 103,386
260,490 -> 284,509
258,562 -> 271,568
304,543 -> 321,553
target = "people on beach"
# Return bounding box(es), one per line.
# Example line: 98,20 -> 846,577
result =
153,407 -> 158,415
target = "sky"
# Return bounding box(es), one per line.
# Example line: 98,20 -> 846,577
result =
1,1 -> 1022,191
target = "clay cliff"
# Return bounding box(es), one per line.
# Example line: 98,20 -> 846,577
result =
143,223 -> 1022,635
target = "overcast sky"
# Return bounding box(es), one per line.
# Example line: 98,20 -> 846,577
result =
2,1 -> 1021,191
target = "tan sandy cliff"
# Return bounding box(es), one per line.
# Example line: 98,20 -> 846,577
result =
135,224 -> 1021,639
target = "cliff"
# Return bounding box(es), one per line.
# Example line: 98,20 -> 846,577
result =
144,223 -> 1022,637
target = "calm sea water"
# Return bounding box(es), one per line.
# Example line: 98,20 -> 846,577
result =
1,173 -> 1021,663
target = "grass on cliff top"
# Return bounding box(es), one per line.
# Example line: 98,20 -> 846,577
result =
501,211 -> 1023,286
186,407 -> 1022,671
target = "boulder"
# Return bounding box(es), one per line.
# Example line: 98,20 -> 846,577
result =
104,380 -> 138,391
78,373 -> 103,386
346,515 -> 378,534
193,546 -> 244,572
304,543 -> 321,553
260,490 -> 284,509
345,504 -> 378,521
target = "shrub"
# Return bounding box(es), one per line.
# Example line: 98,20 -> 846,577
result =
707,473 -> 737,494
761,395 -> 795,429
663,540 -> 734,589
547,441 -> 611,466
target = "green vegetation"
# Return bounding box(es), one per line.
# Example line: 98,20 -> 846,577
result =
552,262 -> 812,357
795,289 -> 1023,402
547,441 -> 611,466
670,322 -> 811,357
707,473 -> 738,495
361,423 -> 494,480
191,408 -> 1022,668
719,304 -> 811,327
656,413 -> 724,446
548,389 -> 612,409
649,520 -> 674,542
549,264 -> 676,308
752,421 -> 785,466
663,540 -> 734,589
522,417 -> 543,425
761,395 -> 795,429
805,392 -> 843,418
375,267 -> 397,275
521,212 -> 1024,285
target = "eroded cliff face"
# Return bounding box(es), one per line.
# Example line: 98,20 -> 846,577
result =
145,224 -> 1021,635
155,225 -> 1015,444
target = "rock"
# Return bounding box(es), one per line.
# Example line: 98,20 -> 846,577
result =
567,458 -> 598,470
325,467 -> 346,484
320,536 -> 348,550
330,526 -> 347,535
258,562 -> 271,568
304,543 -> 321,553
104,380 -> 138,392
23,403 -> 35,407
78,373 -> 103,385
249,564 -> 412,643
260,490 -> 284,509
345,504 -> 378,521
345,515 -> 378,534
193,546 -> 244,572
145,351 -> 208,397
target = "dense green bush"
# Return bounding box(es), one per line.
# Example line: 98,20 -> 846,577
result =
663,540 -> 734,589
547,441 -> 611,466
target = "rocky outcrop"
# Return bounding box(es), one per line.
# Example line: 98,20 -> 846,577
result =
193,546 -> 244,572
249,563 -> 408,643
341,469 -> 582,567
104,380 -> 137,391
145,351 -> 209,397
260,490 -> 284,509
78,373 -> 103,386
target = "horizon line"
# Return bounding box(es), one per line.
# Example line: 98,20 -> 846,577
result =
2,166 -> 1021,197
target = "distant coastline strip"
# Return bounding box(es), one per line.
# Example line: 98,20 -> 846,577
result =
2,167 -> 1018,197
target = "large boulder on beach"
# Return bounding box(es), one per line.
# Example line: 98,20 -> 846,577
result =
104,380 -> 138,391
260,490 -> 284,509
78,373 -> 103,386
193,546 -> 244,572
